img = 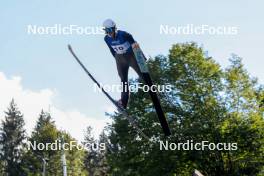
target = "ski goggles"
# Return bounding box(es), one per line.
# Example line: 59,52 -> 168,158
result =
103,27 -> 115,34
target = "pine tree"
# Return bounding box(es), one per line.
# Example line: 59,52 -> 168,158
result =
23,110 -> 61,175
22,110 -> 87,175
83,126 -> 98,176
97,130 -> 110,175
0,99 -> 26,176
83,126 -> 109,175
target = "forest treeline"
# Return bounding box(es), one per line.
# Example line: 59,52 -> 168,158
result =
0,43 -> 263,176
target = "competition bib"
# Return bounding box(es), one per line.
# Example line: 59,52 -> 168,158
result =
111,42 -> 130,54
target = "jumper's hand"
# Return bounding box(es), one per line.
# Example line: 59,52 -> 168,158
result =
132,42 -> 140,49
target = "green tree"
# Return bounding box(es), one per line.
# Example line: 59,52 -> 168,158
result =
22,110 -> 87,175
220,55 -> 264,175
22,110 -> 60,175
0,99 -> 27,176
105,43 -> 264,176
83,126 -> 110,176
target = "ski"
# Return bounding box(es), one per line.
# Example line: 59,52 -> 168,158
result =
133,47 -> 171,136
67,45 -> 150,140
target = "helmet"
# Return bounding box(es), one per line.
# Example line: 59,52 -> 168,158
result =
103,19 -> 116,34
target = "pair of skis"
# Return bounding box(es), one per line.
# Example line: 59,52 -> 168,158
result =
68,45 -> 171,139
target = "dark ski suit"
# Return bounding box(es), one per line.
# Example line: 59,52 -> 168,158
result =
104,30 -> 142,108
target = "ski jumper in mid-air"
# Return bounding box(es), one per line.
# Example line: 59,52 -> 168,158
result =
102,19 -> 171,135
103,19 -> 143,109
68,19 -> 171,136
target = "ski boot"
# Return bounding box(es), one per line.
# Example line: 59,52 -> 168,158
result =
116,99 -> 125,110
